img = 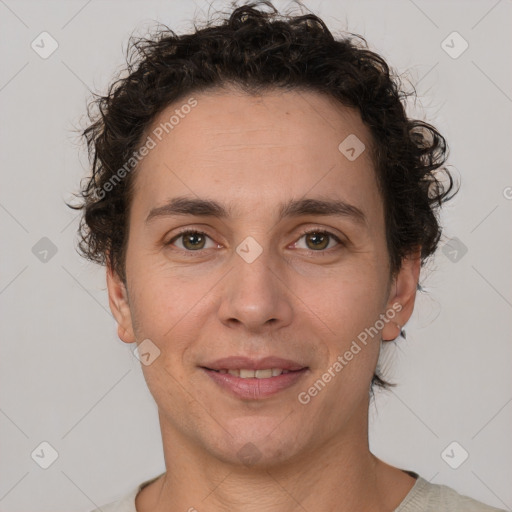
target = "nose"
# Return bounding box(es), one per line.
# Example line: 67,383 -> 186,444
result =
217,249 -> 293,333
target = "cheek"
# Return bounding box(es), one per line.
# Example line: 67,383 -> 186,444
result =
299,262 -> 388,380
307,263 -> 387,327
126,265 -> 217,356
302,276 -> 384,398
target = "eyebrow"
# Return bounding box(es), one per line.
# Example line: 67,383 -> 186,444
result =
145,195 -> 367,226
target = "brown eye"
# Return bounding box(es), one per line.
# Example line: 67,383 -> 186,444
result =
295,230 -> 342,252
168,231 -> 214,251
182,232 -> 206,250
305,232 -> 330,250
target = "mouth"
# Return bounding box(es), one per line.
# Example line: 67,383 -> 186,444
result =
200,359 -> 309,400
205,368 -> 299,378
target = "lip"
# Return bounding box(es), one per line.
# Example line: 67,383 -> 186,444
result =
202,367 -> 309,400
201,356 -> 306,371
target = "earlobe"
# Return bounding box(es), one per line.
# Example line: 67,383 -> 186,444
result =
382,249 -> 421,342
106,264 -> 136,344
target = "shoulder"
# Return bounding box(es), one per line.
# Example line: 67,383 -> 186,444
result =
396,474 -> 507,512
87,488 -> 138,512
87,472 -> 164,512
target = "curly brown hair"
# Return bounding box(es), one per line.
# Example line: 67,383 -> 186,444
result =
68,0 -> 456,391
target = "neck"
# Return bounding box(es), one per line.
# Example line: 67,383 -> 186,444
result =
136,400 -> 413,512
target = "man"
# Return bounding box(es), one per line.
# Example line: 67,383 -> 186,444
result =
71,2 -> 504,510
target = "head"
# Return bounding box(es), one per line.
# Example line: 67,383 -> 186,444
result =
70,2 -> 455,467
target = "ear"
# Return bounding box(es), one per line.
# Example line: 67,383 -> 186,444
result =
382,249 -> 421,342
106,264 -> 136,344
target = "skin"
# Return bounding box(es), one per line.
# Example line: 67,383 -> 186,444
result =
107,87 -> 421,511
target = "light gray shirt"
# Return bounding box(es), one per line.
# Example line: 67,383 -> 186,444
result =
89,471 -> 506,512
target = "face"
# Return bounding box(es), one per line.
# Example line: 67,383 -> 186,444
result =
107,88 -> 419,467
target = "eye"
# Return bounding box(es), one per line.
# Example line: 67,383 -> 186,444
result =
166,228 -> 343,255
167,230 -> 217,251
294,229 -> 342,252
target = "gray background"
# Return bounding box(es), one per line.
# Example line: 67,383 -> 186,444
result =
1,0 -> 511,510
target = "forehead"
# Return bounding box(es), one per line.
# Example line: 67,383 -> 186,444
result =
131,88 -> 381,223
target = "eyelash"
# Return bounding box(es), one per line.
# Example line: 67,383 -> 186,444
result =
166,227 -> 344,257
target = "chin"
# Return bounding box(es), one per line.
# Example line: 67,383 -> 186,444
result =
201,420 -> 307,469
